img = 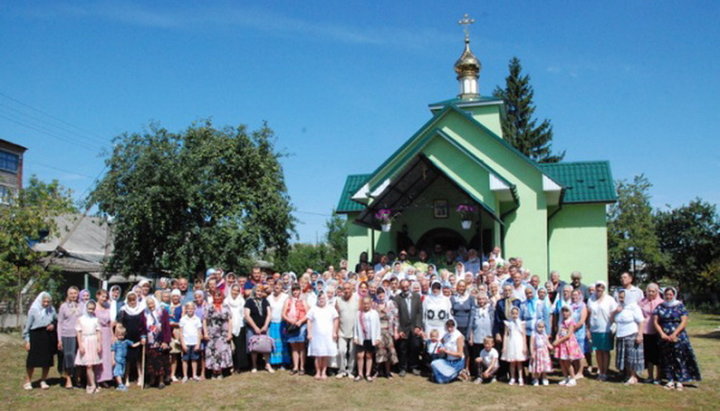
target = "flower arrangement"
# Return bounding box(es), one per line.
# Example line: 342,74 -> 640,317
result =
456,204 -> 476,220
375,208 -> 394,224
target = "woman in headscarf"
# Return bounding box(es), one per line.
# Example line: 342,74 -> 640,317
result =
94,289 -> 114,387
204,289 -> 233,379
144,296 -> 171,388
116,291 -> 147,386
468,291 -> 494,378
653,287 -> 701,391
168,288 -> 184,381
569,289 -> 588,379
551,286 -> 572,340
109,285 -> 122,323
224,284 -> 247,373
78,289 -> 91,310
451,280 -> 475,374
23,291 -> 57,390
244,285 -> 272,373
57,286 -> 81,388
306,292 -> 339,380
267,282 -> 290,368
283,283 -> 309,375
639,282 -> 664,384
431,319 -> 466,384
611,289 -> 645,385
74,300 -> 102,394
374,287 -> 399,378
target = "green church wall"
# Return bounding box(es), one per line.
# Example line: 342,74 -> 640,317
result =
548,203 -> 608,284
463,104 -> 504,137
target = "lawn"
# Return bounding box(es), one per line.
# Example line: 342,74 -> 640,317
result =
2,313 -> 718,410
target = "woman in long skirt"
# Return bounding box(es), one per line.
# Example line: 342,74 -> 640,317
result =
267,283 -> 290,368
204,290 -> 234,378
23,291 -> 57,390
57,286 -> 81,388
653,287 -> 701,391
94,289 -> 114,386
144,296 -> 171,388
225,284 -> 248,372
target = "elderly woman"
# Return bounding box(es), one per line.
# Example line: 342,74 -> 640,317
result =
468,292 -> 494,378
374,287 -> 399,378
267,282 -> 290,368
587,281 -> 616,381
639,283 -> 664,384
23,291 -> 57,390
225,284 -> 247,373
117,291 -> 147,386
144,296 -> 171,388
611,289 -> 645,385
57,286 -> 81,388
204,289 -> 233,379
431,319 -> 466,383
244,285 -> 272,373
653,287 -> 701,391
307,292 -> 339,380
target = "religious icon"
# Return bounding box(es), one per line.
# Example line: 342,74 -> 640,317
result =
433,199 -> 448,219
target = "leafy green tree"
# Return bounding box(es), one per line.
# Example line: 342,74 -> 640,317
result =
0,176 -> 76,311
325,212 -> 347,265
281,243 -> 331,275
607,174 -> 665,284
654,199 -> 720,301
89,120 -> 295,278
493,57 -> 565,163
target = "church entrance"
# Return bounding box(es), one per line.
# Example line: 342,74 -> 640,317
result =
414,228 -> 467,253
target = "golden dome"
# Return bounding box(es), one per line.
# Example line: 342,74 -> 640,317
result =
454,38 -> 481,79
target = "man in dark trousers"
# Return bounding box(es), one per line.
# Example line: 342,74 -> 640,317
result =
394,279 -> 423,376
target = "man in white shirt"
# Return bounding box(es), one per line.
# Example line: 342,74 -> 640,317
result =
613,272 -> 644,306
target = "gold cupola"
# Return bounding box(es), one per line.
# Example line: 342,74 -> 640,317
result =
454,14 -> 481,100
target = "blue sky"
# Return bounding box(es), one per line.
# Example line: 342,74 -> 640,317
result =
1,1 -> 718,243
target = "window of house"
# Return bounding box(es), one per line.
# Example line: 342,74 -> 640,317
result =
0,184 -> 14,204
0,150 -> 19,173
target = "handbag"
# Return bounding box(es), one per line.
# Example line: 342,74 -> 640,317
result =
285,322 -> 300,334
249,334 -> 274,354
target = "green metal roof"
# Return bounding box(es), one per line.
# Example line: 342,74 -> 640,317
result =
428,96 -> 503,108
335,174 -> 371,213
539,161 -> 617,203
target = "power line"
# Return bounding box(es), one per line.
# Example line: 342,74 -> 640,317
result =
28,161 -> 95,179
0,112 -> 100,153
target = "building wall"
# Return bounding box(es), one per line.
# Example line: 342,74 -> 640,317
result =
0,140 -> 25,202
548,203 -> 609,284
464,104 -> 504,138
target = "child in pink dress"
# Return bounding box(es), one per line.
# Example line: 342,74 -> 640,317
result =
530,320 -> 553,386
75,300 -> 103,394
553,306 -> 584,387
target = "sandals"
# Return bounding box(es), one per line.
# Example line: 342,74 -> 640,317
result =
23,382 -> 32,391
40,381 -> 50,390
366,376 -> 374,382
354,375 -> 363,382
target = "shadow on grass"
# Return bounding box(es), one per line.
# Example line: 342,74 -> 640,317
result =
696,330 -> 720,340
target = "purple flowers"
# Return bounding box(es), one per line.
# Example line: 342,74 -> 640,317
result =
375,208 -> 394,223
456,204 -> 475,219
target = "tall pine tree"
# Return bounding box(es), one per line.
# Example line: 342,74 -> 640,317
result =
493,57 -> 565,163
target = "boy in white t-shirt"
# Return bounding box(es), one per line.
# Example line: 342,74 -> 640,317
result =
179,302 -> 203,382
475,336 -> 499,384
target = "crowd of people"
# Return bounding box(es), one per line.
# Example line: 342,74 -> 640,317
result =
21,245 -> 702,393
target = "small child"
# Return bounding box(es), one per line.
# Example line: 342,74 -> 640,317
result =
475,336 -> 499,384
501,306 -> 527,386
530,320 -> 553,386
425,329 -> 444,361
553,306 -> 584,387
179,302 -> 203,382
111,325 -> 140,391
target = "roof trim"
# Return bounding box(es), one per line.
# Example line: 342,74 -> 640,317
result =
0,138 -> 28,151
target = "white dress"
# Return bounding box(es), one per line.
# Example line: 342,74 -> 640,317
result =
501,319 -> 526,361
307,305 -> 339,357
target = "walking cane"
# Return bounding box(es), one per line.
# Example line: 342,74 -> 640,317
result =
141,343 -> 146,390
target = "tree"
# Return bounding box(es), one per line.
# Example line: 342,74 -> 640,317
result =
607,174 -> 665,284
89,120 -> 295,277
493,57 -> 565,163
325,212 -> 347,265
0,176 -> 76,311
277,211 -> 348,274
654,199 -> 720,302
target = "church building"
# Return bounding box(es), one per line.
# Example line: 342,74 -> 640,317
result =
335,28 -> 616,284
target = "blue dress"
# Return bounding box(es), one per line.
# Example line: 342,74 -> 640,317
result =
653,303 -> 701,383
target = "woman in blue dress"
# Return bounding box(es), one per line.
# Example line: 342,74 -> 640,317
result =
430,319 -> 466,384
653,287 -> 701,391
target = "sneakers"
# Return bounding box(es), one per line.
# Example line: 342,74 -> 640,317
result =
518,378 -> 524,386
171,376 -> 179,383
336,372 -> 346,379
567,378 -> 577,387
116,384 -> 128,391
532,379 -> 539,386
181,377 -> 188,383
489,377 -> 496,384
474,377 -> 483,384
559,378 -> 568,386
192,376 -> 201,381
597,374 -> 607,381
266,365 -> 275,374
39,381 -> 50,390
398,370 -> 407,377
542,378 -> 549,386
412,369 -> 422,376
23,382 -> 32,391
509,378 -> 516,385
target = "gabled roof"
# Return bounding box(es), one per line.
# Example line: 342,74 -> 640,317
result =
428,96 -> 503,110
336,174 -> 371,213
0,138 -> 28,152
539,161 -> 617,203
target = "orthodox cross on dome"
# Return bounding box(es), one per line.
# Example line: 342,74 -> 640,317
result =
458,13 -> 475,41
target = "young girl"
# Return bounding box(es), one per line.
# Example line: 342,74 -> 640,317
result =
179,302 -> 203,382
75,300 -> 102,394
530,320 -> 553,386
501,306 -> 527,385
553,306 -> 584,387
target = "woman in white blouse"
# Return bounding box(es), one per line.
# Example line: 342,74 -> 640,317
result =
354,297 -> 380,381
611,290 -> 645,385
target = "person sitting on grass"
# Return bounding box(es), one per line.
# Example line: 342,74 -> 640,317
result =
430,319 -> 466,384
179,302 -> 203,382
474,336 -> 499,384
111,325 -> 140,391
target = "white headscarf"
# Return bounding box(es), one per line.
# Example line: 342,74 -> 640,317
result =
121,291 -> 145,316
662,287 -> 681,307
109,285 -> 121,320
28,291 -> 54,317
224,285 -> 245,336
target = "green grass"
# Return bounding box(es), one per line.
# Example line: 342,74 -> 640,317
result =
2,313 -> 719,410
